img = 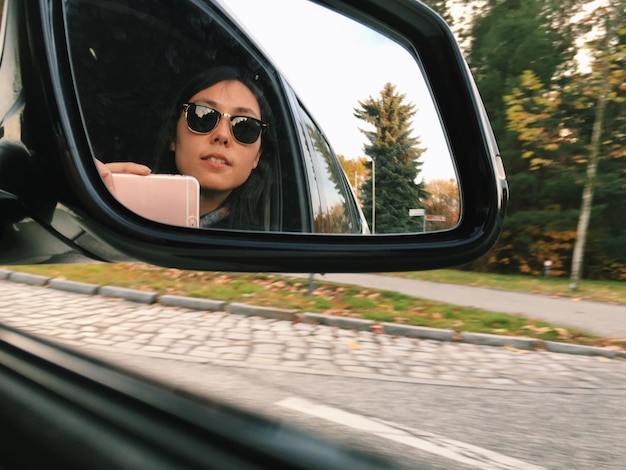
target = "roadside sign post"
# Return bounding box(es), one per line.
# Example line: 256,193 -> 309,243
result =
424,214 -> 446,231
544,260 -> 553,277
409,208 -> 426,232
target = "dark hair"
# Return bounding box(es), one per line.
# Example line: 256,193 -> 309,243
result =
152,66 -> 277,231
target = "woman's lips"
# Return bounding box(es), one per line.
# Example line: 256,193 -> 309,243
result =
200,154 -> 231,166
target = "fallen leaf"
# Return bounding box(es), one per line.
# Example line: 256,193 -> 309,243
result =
503,345 -> 531,354
523,325 -> 551,334
554,327 -> 570,338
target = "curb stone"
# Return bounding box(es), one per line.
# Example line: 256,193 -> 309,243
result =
382,323 -> 456,341
461,331 -> 537,351
9,271 -> 50,286
0,269 -> 12,280
49,279 -> 100,296
99,286 -> 158,304
302,312 -> 373,331
159,295 -> 226,311
226,302 -> 296,321
544,340 -> 624,358
1,268 -> 624,359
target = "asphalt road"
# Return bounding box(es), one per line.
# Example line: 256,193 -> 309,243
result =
96,352 -> 626,470
289,273 -> 626,339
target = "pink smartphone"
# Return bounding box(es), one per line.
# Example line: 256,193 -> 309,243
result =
110,173 -> 200,228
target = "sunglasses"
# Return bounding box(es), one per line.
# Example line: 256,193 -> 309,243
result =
182,102 -> 268,144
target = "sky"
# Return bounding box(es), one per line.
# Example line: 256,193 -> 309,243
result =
219,0 -> 456,182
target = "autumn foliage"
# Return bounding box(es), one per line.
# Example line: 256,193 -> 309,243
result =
449,0 -> 626,282
469,227 -> 626,281
422,179 -> 460,230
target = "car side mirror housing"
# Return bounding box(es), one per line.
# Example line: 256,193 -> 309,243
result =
0,0 -> 507,272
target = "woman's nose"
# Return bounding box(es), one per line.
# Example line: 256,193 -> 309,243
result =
211,116 -> 231,143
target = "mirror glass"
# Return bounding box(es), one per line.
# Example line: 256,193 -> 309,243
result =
65,0 -> 459,234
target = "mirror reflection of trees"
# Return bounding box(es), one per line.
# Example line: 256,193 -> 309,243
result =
337,155 -> 369,201
353,83 -> 428,234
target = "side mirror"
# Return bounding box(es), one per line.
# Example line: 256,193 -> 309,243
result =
0,0 -> 507,272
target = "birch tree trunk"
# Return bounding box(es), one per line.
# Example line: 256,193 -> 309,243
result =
569,80 -> 609,291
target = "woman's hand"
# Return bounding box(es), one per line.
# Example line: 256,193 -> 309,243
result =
95,159 -> 151,191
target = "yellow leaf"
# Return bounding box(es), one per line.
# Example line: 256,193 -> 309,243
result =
554,327 -> 570,338
503,345 -> 531,354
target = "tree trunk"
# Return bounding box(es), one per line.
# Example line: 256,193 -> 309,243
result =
569,80 -> 609,291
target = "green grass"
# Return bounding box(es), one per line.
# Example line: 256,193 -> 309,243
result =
3,263 -> 625,349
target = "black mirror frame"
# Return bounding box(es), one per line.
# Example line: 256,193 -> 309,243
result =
20,0 -> 507,273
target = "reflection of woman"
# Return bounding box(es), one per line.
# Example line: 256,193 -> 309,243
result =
155,66 -> 277,230
100,66 -> 277,231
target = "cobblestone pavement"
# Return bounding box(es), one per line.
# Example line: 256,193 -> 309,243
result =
1,280 -> 626,391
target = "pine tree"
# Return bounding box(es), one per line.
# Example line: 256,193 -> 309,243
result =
353,83 -> 427,234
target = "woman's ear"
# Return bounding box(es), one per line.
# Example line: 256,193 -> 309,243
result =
253,150 -> 261,169
169,141 -> 176,152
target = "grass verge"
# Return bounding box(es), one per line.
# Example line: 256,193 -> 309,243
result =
3,263 -> 625,350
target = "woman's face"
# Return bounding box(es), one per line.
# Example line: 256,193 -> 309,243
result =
173,79 -> 262,212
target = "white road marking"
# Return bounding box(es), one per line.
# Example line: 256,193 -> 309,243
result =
277,397 -> 545,470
